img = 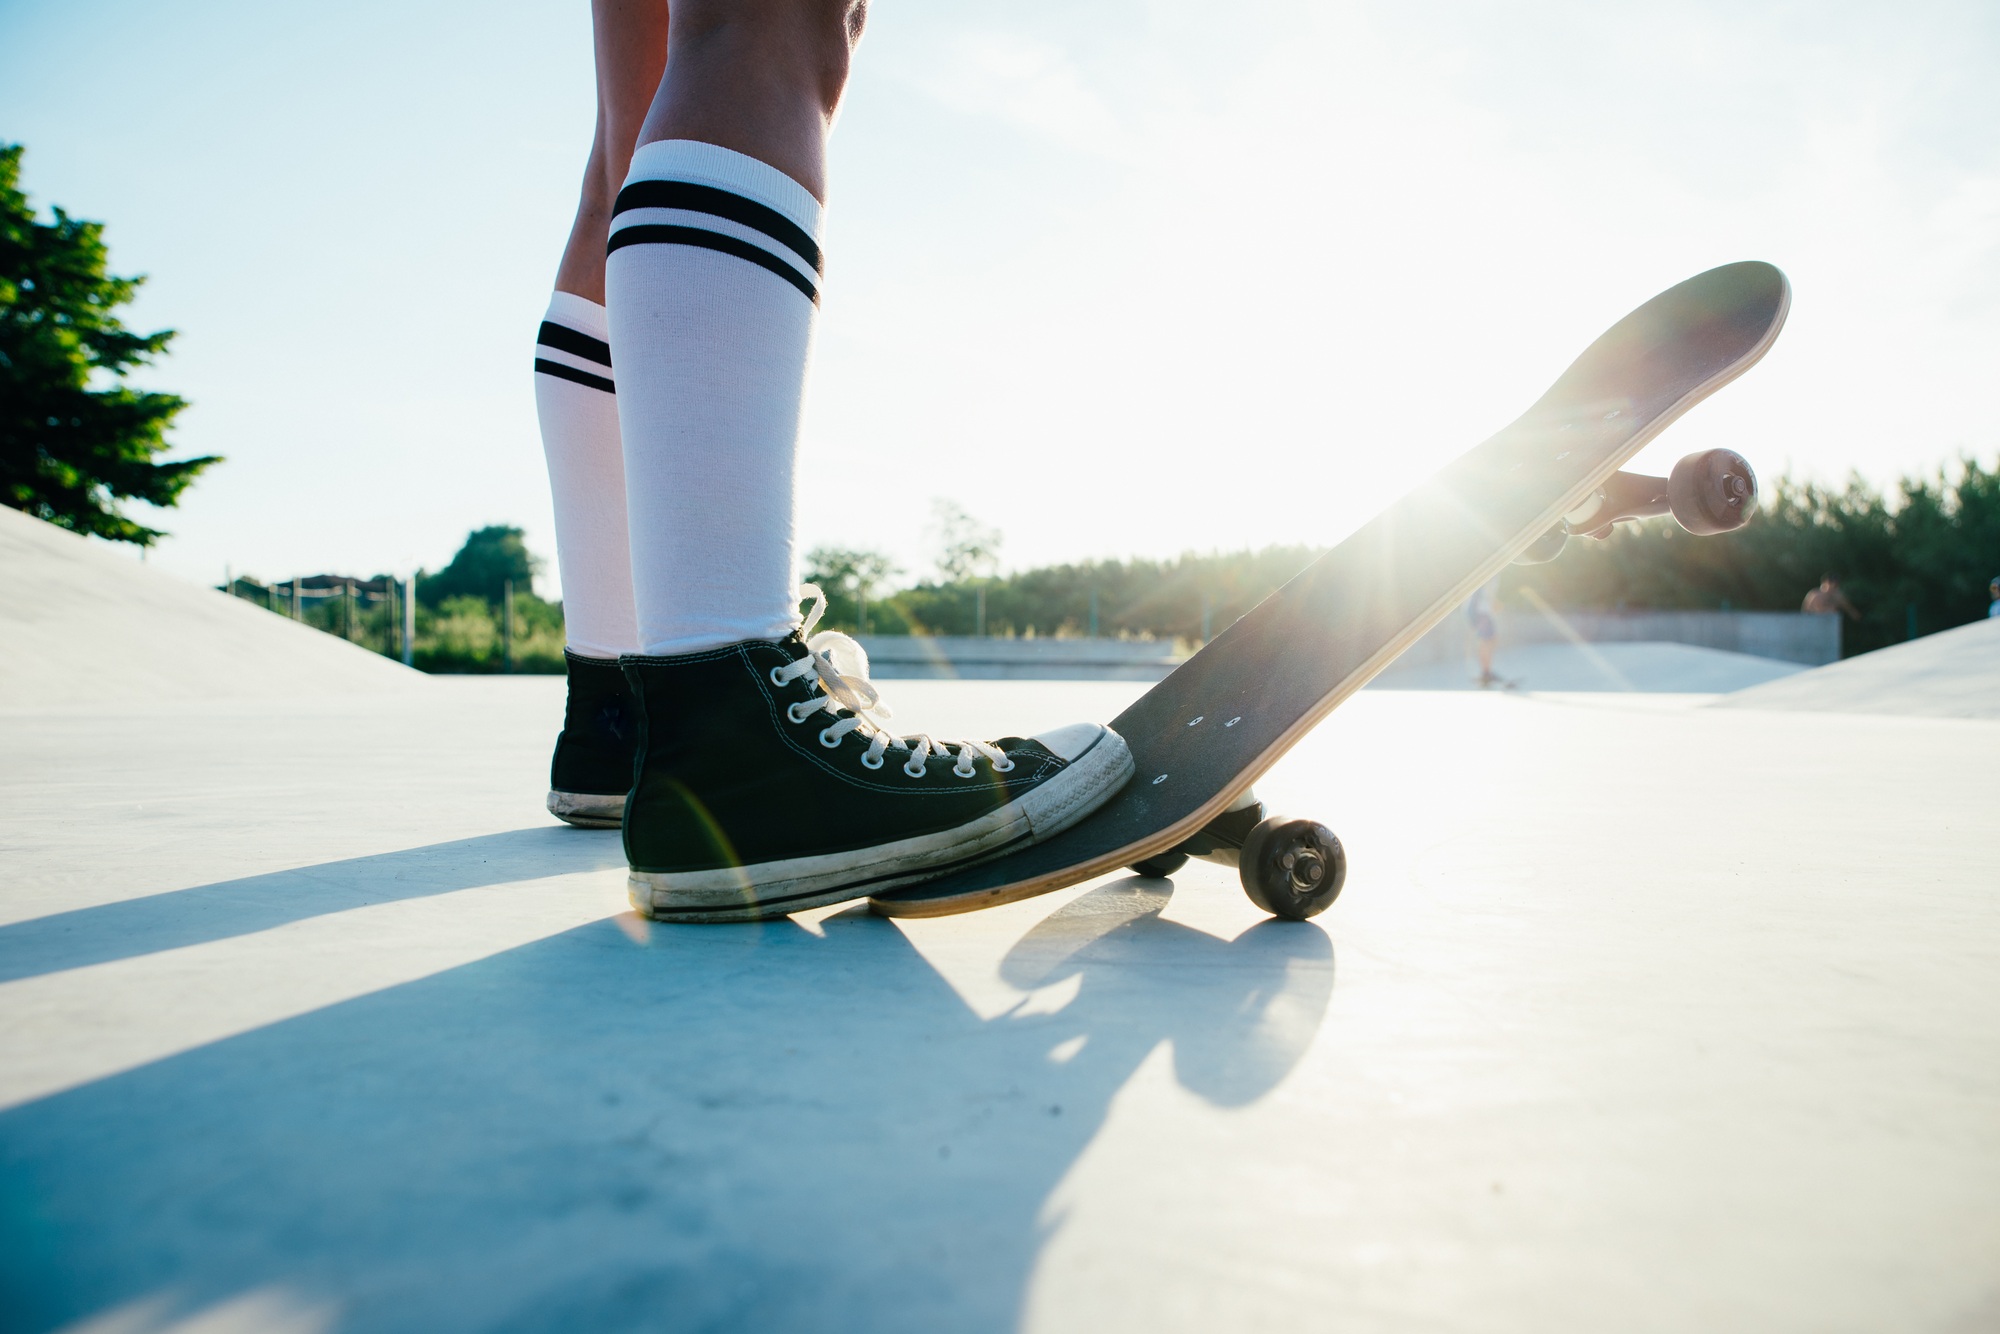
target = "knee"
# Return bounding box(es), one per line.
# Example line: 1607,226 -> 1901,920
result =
670,0 -> 865,118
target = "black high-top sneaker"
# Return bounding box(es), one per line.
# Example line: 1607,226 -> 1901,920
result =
546,650 -> 639,828
620,595 -> 1133,922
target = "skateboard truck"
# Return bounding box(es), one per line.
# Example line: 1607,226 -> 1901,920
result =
1513,447 -> 1757,565
1128,789 -> 1348,922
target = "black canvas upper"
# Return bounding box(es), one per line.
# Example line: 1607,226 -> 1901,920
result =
549,650 -> 639,797
620,635 -> 1078,875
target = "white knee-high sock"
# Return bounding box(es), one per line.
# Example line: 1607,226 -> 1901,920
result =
534,292 -> 639,658
605,139 -> 823,656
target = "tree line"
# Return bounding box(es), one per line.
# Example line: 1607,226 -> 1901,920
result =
806,544 -> 1326,646
287,452 -> 1996,674
809,456 -> 1998,658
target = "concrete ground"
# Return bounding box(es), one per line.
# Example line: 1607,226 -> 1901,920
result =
5,671 -> 1998,1333
6,511 -> 1998,1331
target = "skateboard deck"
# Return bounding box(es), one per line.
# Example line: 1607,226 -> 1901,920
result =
870,260 -> 1790,919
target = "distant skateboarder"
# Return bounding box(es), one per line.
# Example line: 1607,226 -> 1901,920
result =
1466,579 -> 1501,688
1801,573 -> 1860,621
529,0 -> 1131,920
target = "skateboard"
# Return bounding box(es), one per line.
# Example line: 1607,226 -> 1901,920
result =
869,261 -> 1789,922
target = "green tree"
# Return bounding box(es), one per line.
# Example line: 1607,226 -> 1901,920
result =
416,525 -> 542,607
0,143 -> 215,544
929,499 -> 1001,583
889,545 -> 1322,642
803,544 -> 899,631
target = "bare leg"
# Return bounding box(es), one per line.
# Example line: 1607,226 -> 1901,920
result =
635,0 -> 867,202
553,0 -> 674,304
603,0 -> 1137,919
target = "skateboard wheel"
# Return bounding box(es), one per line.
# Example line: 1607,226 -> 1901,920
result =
1129,851 -> 1190,878
1668,448 -> 1758,535
1238,816 -> 1345,921
1512,524 -> 1567,565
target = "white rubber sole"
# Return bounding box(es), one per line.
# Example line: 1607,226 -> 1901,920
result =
546,790 -> 625,829
627,728 -> 1134,923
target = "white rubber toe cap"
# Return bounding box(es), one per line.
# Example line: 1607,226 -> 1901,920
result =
1031,721 -> 1111,762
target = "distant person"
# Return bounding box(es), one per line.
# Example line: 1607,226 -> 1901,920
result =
1466,579 -> 1501,688
1988,576 -> 1999,618
1802,574 -> 1860,620
527,0 -> 1131,922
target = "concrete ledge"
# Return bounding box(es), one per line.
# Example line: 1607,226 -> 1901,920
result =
857,636 -> 1183,681
1397,608 -> 1840,669
858,611 -> 1836,684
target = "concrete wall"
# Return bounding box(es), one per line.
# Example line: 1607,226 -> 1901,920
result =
859,610 -> 1839,681
857,635 -> 1182,681
1396,609 -> 1841,669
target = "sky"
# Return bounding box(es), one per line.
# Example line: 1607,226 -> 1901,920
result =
4,0 -> 1997,598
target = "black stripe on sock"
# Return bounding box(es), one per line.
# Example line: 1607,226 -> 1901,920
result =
612,180 -> 822,274
606,225 -> 820,306
534,358 -> 616,395
537,320 -> 612,367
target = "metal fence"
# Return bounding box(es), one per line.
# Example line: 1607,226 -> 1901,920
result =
222,574 -> 416,666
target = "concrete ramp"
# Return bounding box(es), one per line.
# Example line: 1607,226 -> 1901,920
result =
1717,615 -> 2000,719
1369,640 -> 1808,693
0,506 -> 424,709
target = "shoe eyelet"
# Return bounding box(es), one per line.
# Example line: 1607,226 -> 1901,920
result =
993,758 -> 1016,773
953,764 -> 977,779
769,666 -> 788,686
860,752 -> 884,770
903,760 -> 927,778
818,728 -> 842,749
787,702 -> 812,724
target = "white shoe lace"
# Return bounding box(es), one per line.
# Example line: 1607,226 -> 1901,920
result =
769,585 -> 1019,780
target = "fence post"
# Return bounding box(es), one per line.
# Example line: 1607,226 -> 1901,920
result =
402,578 -> 416,667
343,579 -> 355,640
504,580 -> 516,674
975,585 -> 986,638
291,580 -> 301,620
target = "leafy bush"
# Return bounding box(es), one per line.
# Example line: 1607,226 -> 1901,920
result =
410,592 -> 564,674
